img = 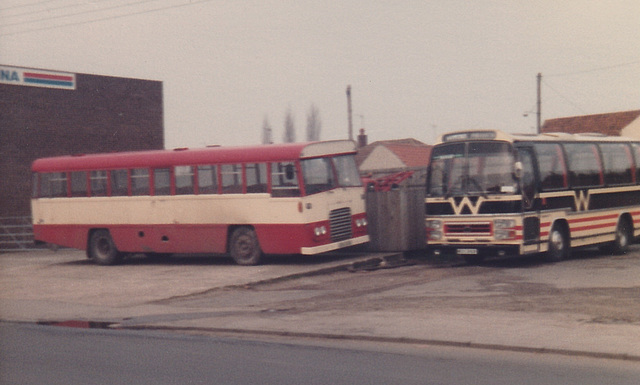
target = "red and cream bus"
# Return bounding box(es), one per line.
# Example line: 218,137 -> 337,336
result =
425,130 -> 640,263
31,140 -> 369,265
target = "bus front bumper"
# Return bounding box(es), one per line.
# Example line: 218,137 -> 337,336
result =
428,244 -> 520,258
301,235 -> 370,255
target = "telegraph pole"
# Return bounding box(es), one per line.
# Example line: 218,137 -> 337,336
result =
346,85 -> 353,141
537,73 -> 542,134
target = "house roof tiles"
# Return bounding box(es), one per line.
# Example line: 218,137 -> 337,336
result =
541,110 -> 640,136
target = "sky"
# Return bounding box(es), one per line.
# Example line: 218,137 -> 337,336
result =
2,0 -> 639,149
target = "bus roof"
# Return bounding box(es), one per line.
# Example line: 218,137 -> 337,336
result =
32,140 -> 357,172
436,130 -> 638,145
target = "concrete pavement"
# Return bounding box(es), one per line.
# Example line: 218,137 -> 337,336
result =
2,248 -> 640,361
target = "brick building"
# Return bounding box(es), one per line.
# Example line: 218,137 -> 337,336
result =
0,65 -> 164,219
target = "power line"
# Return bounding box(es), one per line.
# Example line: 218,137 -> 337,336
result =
0,0 -> 60,12
3,0 -> 163,28
541,79 -> 588,114
0,0 -> 214,36
546,59 -> 640,77
7,0 -> 91,18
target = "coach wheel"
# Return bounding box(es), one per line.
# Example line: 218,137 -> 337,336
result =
546,224 -> 568,262
88,230 -> 124,265
229,227 -> 263,266
611,219 -> 632,255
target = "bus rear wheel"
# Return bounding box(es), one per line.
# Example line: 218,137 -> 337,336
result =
229,227 -> 263,265
546,224 -> 568,262
607,218 -> 632,255
88,230 -> 124,265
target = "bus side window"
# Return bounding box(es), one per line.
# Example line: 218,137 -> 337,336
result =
131,168 -> 150,196
90,170 -> 108,197
197,165 -> 218,194
41,172 -> 67,198
632,144 -> 640,183
534,143 -> 568,191
153,168 -> 171,196
600,143 -> 634,186
71,171 -> 88,197
110,169 -> 129,196
175,166 -> 195,195
565,143 -> 603,187
32,173 -> 39,198
246,163 -> 268,193
221,164 -> 243,194
271,162 -> 300,197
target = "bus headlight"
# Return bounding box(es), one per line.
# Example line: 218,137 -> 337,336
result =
494,219 -> 516,240
426,220 -> 443,241
355,218 -> 367,227
314,226 -> 327,237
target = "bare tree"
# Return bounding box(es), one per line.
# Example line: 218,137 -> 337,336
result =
305,104 -> 322,141
261,115 -> 272,144
283,107 -> 296,143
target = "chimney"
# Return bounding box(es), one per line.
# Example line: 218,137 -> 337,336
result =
357,128 -> 368,148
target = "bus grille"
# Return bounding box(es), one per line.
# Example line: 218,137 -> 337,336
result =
445,223 -> 491,236
330,207 -> 352,242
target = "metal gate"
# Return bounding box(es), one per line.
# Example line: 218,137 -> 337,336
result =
0,216 -> 36,252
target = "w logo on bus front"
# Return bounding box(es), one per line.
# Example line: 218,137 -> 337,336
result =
574,190 -> 590,211
450,196 -> 483,215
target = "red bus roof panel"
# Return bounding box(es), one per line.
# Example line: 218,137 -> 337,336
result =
32,140 -> 357,172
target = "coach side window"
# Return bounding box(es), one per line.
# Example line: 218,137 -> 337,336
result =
110,169 -> 129,196
533,143 -> 568,191
131,168 -> 150,196
564,143 -> 603,188
40,172 -> 67,198
154,168 -> 171,196
175,166 -> 195,195
71,171 -> 87,197
246,163 -> 268,193
221,164 -> 243,194
90,171 -> 108,197
271,162 -> 300,197
600,143 -> 634,185
197,165 -> 218,194
632,144 -> 640,183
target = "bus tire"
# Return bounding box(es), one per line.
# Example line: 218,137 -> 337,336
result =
610,218 -> 633,255
546,224 -> 568,262
88,230 -> 124,265
229,227 -> 263,265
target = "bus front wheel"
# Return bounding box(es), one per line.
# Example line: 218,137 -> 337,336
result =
229,227 -> 263,265
88,230 -> 124,265
546,224 -> 568,262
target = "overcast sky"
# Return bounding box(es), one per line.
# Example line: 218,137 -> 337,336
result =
2,0 -> 639,149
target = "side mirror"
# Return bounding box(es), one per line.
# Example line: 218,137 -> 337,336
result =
513,161 -> 523,180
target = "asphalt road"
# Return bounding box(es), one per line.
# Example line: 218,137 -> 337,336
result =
2,322 -> 640,385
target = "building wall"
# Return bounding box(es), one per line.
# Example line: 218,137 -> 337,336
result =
359,146 -> 405,172
621,116 -> 640,139
0,66 -> 164,217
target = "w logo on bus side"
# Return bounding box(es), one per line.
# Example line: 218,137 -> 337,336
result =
574,190 -> 590,211
450,196 -> 483,215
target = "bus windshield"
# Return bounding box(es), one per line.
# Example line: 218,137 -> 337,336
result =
428,141 -> 517,197
301,154 -> 361,195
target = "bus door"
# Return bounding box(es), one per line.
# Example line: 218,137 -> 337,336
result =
518,147 -> 541,251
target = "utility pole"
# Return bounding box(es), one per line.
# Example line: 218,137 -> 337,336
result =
346,85 -> 353,141
537,73 -> 542,134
